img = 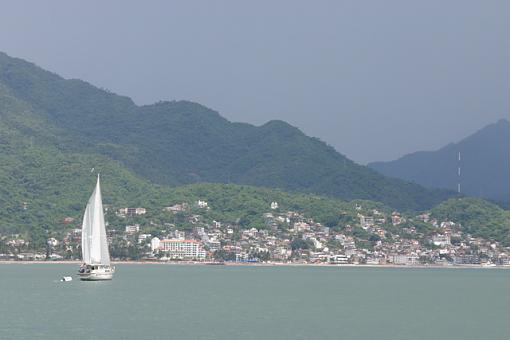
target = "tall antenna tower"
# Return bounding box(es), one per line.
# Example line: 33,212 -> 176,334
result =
457,151 -> 461,193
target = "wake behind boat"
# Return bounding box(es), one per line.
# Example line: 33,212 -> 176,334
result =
78,175 -> 115,281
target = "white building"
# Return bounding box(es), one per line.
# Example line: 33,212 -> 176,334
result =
197,200 -> 208,209
49,253 -> 63,260
163,203 -> 189,213
390,254 -> 419,265
159,239 -> 206,260
47,237 -> 59,247
432,234 -> 451,247
207,240 -> 221,252
293,222 -> 310,232
125,225 -> 140,234
242,228 -> 259,239
118,207 -> 146,216
277,216 -> 290,223
151,237 -> 161,252
8,238 -> 26,247
138,233 -> 152,244
391,212 -> 403,226
330,254 -> 349,264
270,201 -> 279,210
310,238 -> 323,250
440,221 -> 456,229
359,215 -> 375,229
273,247 -> 292,260
173,230 -> 186,240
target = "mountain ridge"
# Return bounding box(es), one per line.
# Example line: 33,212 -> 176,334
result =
369,119 -> 510,202
0,51 -> 455,211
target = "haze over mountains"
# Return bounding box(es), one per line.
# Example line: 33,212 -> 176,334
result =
370,119 -> 510,203
0,51 -> 454,214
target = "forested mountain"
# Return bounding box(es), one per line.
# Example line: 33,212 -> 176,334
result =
0,51 -> 454,217
369,119 -> 510,203
0,84 -> 360,238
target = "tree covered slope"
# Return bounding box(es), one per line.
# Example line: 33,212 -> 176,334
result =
431,197 -> 510,245
0,51 -> 454,211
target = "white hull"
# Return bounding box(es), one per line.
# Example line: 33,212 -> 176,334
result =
78,265 -> 115,281
78,272 -> 113,281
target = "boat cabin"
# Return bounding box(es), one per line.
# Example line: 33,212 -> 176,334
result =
79,264 -> 113,273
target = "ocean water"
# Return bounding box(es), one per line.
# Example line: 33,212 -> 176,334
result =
0,264 -> 509,340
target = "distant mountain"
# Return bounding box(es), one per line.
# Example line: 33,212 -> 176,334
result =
369,119 -> 510,202
0,51 -> 454,211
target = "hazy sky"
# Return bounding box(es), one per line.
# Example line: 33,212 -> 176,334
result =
1,1 -> 509,163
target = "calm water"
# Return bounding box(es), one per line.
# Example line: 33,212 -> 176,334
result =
0,264 -> 509,340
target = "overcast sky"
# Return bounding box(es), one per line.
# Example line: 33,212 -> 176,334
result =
1,1 -> 509,164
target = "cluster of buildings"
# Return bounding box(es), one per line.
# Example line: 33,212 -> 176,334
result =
1,201 -> 510,266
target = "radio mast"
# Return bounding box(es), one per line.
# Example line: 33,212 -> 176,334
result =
457,151 -> 461,194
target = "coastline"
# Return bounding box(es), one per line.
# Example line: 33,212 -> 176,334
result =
0,260 -> 508,269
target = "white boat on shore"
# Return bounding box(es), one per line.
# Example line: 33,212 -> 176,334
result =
482,262 -> 497,268
77,175 -> 115,281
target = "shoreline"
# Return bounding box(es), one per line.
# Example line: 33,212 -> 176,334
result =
0,260 -> 508,269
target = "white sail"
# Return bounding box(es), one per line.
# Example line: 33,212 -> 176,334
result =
81,175 -> 110,265
81,202 -> 91,264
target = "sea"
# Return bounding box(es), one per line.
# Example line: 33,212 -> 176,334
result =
0,264 -> 508,340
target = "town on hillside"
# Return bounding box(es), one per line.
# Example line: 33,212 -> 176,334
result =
1,199 -> 508,266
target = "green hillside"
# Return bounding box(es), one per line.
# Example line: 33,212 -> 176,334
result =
0,89 -> 377,233
431,197 -> 510,245
0,84 -> 158,232
1,78 -> 510,247
0,80 -> 379,240
0,51 -> 455,211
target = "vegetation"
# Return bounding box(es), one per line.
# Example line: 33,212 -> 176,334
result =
432,197 -> 510,246
0,51 -> 454,211
2,51 -> 510,247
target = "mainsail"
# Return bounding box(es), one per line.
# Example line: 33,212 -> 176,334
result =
81,175 -> 110,265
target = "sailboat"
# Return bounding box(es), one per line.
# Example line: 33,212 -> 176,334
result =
77,174 -> 115,281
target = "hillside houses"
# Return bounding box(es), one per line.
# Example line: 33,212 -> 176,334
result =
1,200 -> 509,267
